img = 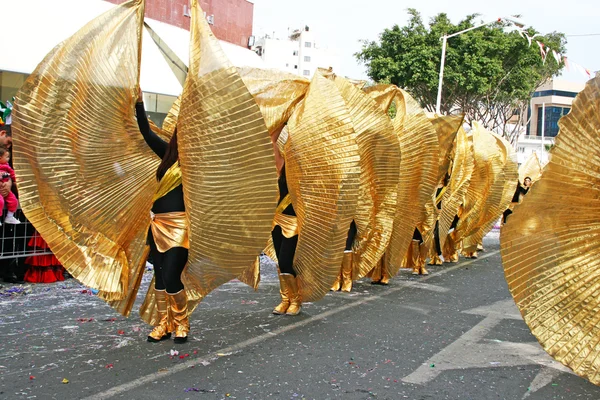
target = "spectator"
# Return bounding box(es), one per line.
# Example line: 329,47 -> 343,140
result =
0,146 -> 21,225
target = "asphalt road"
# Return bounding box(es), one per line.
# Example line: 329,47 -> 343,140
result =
2,231 -> 600,400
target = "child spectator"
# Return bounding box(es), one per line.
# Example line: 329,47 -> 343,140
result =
0,146 -> 20,225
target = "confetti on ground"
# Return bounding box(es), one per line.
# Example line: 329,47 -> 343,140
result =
29,375 -> 35,380
62,378 -> 69,384
170,350 -> 179,356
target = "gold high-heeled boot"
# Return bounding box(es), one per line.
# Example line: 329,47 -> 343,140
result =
284,274 -> 302,315
273,270 -> 291,314
419,243 -> 429,275
411,240 -> 421,275
168,290 -> 189,344
147,289 -> 172,342
341,251 -> 354,292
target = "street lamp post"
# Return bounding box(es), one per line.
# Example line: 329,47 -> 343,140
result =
435,17 -> 523,115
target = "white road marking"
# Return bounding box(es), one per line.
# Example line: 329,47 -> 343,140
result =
82,251 -> 498,400
402,298 -> 573,396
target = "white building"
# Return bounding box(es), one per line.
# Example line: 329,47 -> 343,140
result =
253,26 -> 341,78
515,79 -> 585,165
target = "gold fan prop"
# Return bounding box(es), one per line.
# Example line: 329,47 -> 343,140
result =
176,0 -> 278,297
365,85 -> 439,275
501,75 -> 600,386
284,70 -> 360,301
456,122 -> 518,253
438,127 -> 474,251
330,76 -> 400,280
519,151 -> 543,183
12,0 -> 153,316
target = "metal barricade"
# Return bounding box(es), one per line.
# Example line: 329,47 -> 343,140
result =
0,208 -> 53,260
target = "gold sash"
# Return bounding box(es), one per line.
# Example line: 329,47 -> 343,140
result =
152,163 -> 183,203
150,211 -> 189,253
273,194 -> 299,238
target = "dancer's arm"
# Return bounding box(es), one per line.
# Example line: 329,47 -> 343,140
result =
135,87 -> 167,158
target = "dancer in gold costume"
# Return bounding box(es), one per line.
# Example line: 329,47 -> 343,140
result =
270,126 -> 302,316
135,88 -> 189,343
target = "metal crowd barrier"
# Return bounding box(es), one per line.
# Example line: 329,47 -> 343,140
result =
0,208 -> 53,260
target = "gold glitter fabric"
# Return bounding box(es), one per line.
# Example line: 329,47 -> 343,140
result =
456,122 -> 518,253
519,151 -> 543,183
365,85 -> 439,276
501,75 -> 600,386
176,0 -> 278,297
330,76 -> 400,280
284,70 -> 360,302
438,127 -> 474,251
12,0 -> 152,311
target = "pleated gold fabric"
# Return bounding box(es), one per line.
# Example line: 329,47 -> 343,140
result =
12,0 -> 154,309
438,127 -> 474,251
429,114 -> 464,183
500,75 -> 600,386
419,114 -> 463,248
519,151 -> 543,183
366,85 -> 439,275
151,163 -> 182,203
176,0 -> 278,297
331,76 -> 400,280
238,68 -> 309,135
284,70 -> 360,301
456,122 -> 518,253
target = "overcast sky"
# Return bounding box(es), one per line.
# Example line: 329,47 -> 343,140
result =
251,0 -> 599,83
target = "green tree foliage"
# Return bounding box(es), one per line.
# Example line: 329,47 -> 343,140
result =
355,9 -> 566,143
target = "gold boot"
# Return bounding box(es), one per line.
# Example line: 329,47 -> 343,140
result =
330,275 -> 342,291
429,253 -> 443,266
284,275 -> 302,316
168,290 -> 189,344
419,243 -> 429,275
341,251 -> 353,292
411,240 -> 420,275
273,270 -> 291,314
147,289 -> 172,342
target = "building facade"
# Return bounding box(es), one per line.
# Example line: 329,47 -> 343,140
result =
253,26 -> 341,78
104,0 -> 254,48
516,79 -> 585,165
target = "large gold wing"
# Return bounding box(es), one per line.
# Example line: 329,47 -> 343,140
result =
285,70 -> 360,301
176,0 -> 278,296
332,76 -> 400,280
12,0 -> 153,313
366,85 -> 439,273
519,151 -> 543,183
501,75 -> 600,386
430,114 -> 464,183
457,122 -> 517,252
238,68 -> 309,135
438,127 -> 474,249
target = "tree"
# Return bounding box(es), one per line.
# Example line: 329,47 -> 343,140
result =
355,10 -> 566,144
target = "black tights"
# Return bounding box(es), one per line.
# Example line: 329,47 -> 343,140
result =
345,220 -> 357,251
148,230 -> 188,293
433,221 -> 441,255
272,225 -> 298,276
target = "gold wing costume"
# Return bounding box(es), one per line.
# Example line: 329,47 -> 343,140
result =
519,151 -> 543,184
453,122 -> 518,254
283,69 -> 361,301
501,74 -> 600,386
12,0 -> 278,322
365,85 -> 439,276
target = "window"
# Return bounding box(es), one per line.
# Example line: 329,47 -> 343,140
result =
294,65 -> 298,69
518,147 -> 526,153
305,42 -> 312,48
285,63 -> 289,67
304,56 -> 311,62
303,70 -> 310,76
536,106 -> 570,137
293,50 -> 298,56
